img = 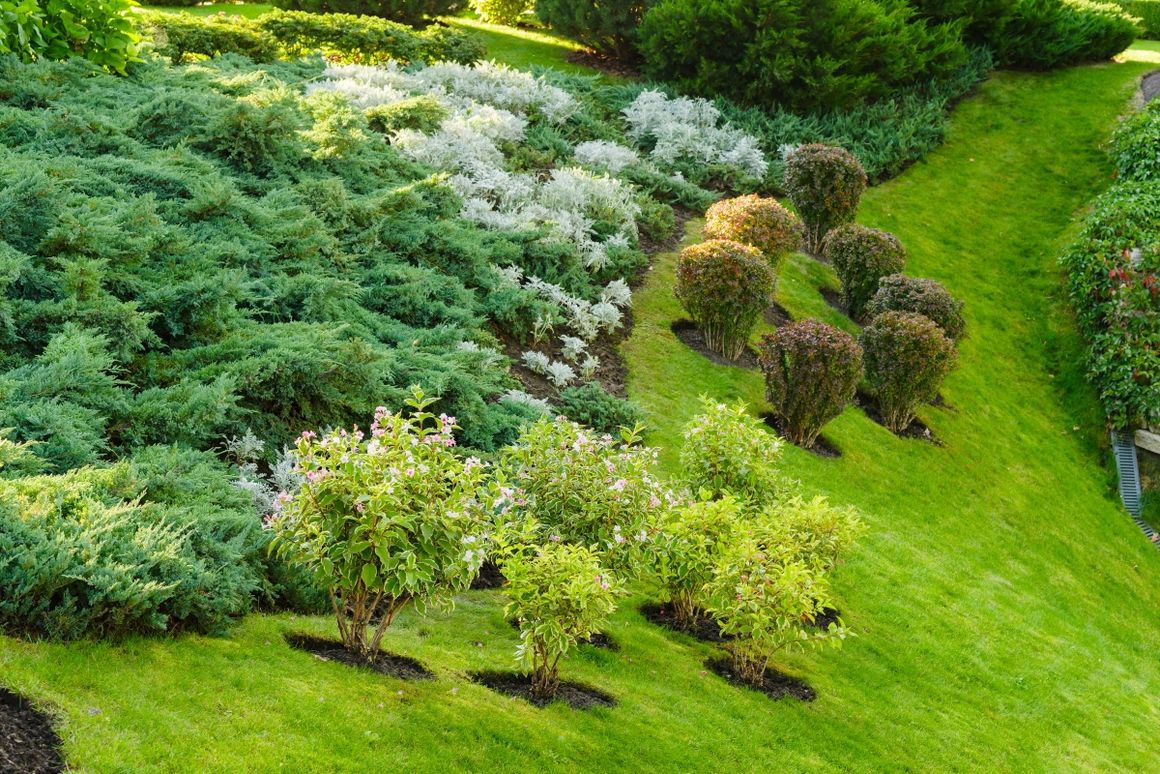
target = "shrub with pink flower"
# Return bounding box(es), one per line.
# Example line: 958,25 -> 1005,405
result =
703,194 -> 801,269
269,386 -> 494,661
502,542 -> 621,699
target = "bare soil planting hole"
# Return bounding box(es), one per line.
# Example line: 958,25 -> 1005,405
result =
704,658 -> 816,702
762,413 -> 842,458
0,688 -> 65,774
671,320 -> 760,369
284,633 -> 434,680
469,672 -> 616,709
854,391 -> 943,445
639,602 -> 729,643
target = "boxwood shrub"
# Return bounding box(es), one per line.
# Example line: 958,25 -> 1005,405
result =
757,320 -> 863,447
866,274 -> 966,341
675,239 -> 775,360
860,311 -> 957,432
822,224 -> 907,322
783,145 -> 867,253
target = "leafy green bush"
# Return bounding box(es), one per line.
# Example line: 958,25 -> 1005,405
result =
0,0 -> 140,73
652,496 -> 743,629
784,145 -> 867,253
703,194 -> 800,268
860,311 -> 957,432
755,495 -> 864,574
675,239 -> 775,360
474,0 -> 533,24
757,320 -> 863,446
1060,180 -> 1160,429
271,389 -> 490,660
822,224 -> 907,321
365,95 -> 448,134
995,0 -> 1139,68
866,273 -> 966,341
556,383 -> 645,435
1111,99 -> 1160,182
502,542 -> 621,699
638,0 -> 967,112
1115,0 -> 1160,36
269,0 -> 465,27
139,9 -> 485,65
679,398 -> 786,506
704,526 -> 848,685
535,0 -> 655,60
499,417 -> 669,571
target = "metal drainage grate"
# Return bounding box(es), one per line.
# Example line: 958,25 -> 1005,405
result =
1112,431 -> 1142,516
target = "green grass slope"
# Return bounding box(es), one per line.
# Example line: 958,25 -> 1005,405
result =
2,48 -> 1159,774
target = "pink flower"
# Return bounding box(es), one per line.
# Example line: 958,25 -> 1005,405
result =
610,479 -> 627,492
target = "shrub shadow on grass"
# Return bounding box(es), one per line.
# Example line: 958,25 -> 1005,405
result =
670,320 -> 760,369
468,672 -> 616,709
853,391 -> 943,445
703,657 -> 816,702
283,633 -> 434,680
819,286 -> 847,316
0,688 -> 64,774
639,602 -> 730,643
761,413 -> 842,458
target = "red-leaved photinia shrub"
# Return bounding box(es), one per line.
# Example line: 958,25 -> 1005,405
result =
675,239 -> 774,360
783,144 -> 867,253
860,310 -> 957,432
757,319 -> 863,446
703,194 -> 801,269
866,273 -> 966,341
821,224 -> 906,322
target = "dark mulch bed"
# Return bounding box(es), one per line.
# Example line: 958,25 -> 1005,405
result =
671,320 -> 760,369
470,559 -> 505,590
704,657 -> 816,702
639,602 -> 729,643
819,286 -> 847,316
853,391 -> 943,445
565,49 -> 641,79
761,413 -> 842,458
1143,69 -> 1160,103
763,301 -> 793,327
0,689 -> 64,774
811,607 -> 841,630
284,633 -> 433,680
469,672 -> 616,709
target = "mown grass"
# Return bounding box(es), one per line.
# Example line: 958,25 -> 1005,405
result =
2,26 -> 1159,774
141,2 -> 274,18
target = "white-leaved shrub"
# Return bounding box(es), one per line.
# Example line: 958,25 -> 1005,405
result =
574,140 -> 640,173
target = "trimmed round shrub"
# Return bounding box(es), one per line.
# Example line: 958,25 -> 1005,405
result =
473,0 -> 533,24
821,224 -> 906,322
535,0 -> 655,61
784,145 -> 867,253
757,320 -> 863,447
866,274 -> 966,341
860,311 -> 957,432
703,194 -> 801,269
675,239 -> 775,360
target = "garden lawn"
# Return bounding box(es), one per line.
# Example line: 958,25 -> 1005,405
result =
140,2 -> 274,18
3,47 -> 1160,774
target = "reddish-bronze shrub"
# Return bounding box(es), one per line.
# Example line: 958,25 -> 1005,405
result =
783,144 -> 867,253
757,319 -> 863,446
703,194 -> 801,269
866,273 -> 966,341
675,239 -> 774,360
860,311 -> 957,432
821,224 -> 906,322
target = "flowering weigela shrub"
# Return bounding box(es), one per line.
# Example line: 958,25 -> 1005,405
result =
783,144 -> 868,253
703,194 -> 801,268
822,224 -> 907,322
680,398 -> 786,507
502,542 -> 621,699
270,387 -> 492,661
499,417 -> 671,572
675,239 -> 775,360
652,496 -> 743,629
754,495 -> 864,574
860,311 -> 957,432
758,320 -> 863,447
704,533 -> 848,685
866,273 -> 966,341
